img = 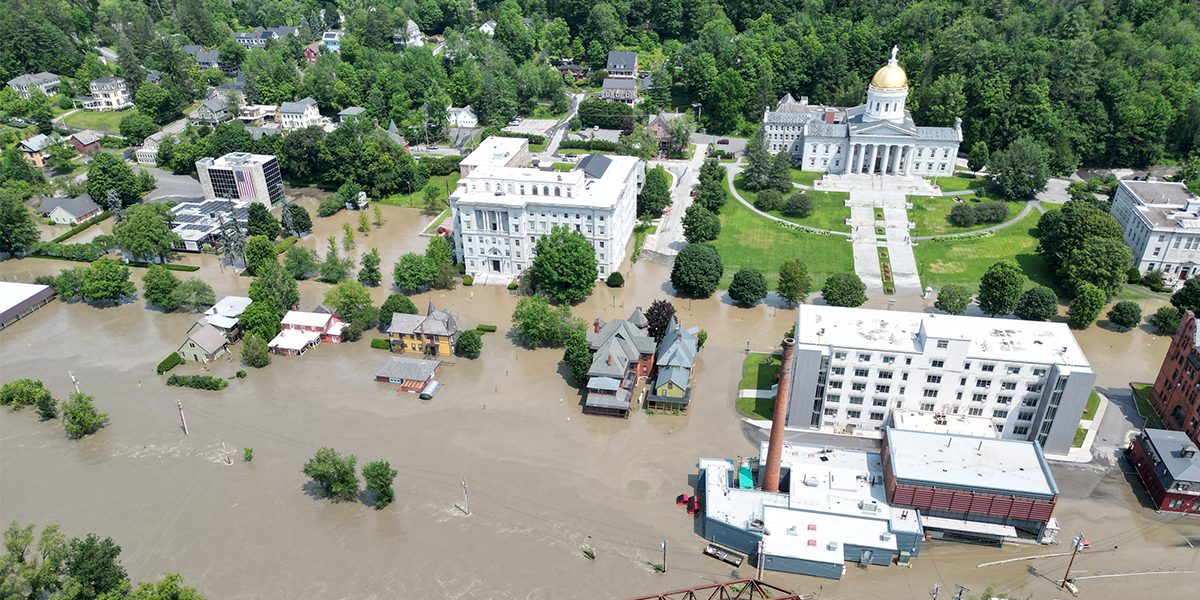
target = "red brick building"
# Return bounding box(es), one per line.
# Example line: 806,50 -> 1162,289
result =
1148,311 -> 1200,446
1128,428 -> 1200,514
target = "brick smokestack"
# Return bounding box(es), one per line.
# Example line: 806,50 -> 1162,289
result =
763,338 -> 796,493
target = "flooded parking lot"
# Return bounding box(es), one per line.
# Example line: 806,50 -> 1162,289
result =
2,202 -> 1198,599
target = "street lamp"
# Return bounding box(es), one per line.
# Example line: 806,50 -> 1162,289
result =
691,102 -> 703,131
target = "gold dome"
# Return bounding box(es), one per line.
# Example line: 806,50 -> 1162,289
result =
870,65 -> 908,90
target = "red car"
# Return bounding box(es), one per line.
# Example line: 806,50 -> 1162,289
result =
437,227 -> 447,234
690,188 -> 697,196
718,139 -> 730,145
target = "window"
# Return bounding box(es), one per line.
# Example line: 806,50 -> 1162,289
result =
1002,381 -> 1017,390
930,360 -> 944,368
995,424 -> 1004,433
852,382 -> 866,391
1018,410 -> 1035,421
997,395 -> 1012,405
906,357 -> 912,365
828,380 -> 842,389
1033,368 -> 1046,377
858,353 -> 871,362
883,355 -> 896,364
870,412 -> 885,421
972,393 -> 988,402
834,352 -> 847,360
879,371 -> 893,379
920,402 -> 935,411
927,375 -> 942,384
936,340 -> 949,349
849,396 -> 864,405
831,366 -> 845,375
875,385 -> 890,394
1028,383 -> 1043,393
960,377 -> 968,385
902,373 -> 909,381
873,397 -> 888,407
1168,499 -> 1184,509
968,407 -> 983,416
854,368 -> 870,377
963,362 -> 971,370
825,408 -> 839,416
981,364 -> 995,372
826,395 -> 839,403
976,379 -> 991,388
993,409 -> 1009,418
847,410 -> 861,419
1013,426 -> 1030,435
1007,366 -> 1020,375
1023,397 -> 1039,407
923,389 -> 938,398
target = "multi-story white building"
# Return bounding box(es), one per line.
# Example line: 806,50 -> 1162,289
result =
279,97 -> 321,130
7,72 -> 61,99
763,46 -> 961,176
458,136 -> 529,176
196,152 -> 285,208
784,305 -> 1096,456
81,77 -> 133,111
450,137 -> 643,282
1109,179 -> 1200,287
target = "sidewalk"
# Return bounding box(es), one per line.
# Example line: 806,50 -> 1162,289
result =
1049,392 -> 1111,463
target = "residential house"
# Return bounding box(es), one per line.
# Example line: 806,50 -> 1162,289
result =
82,77 -> 133,111
479,20 -> 497,36
280,97 -> 321,130
18,134 -> 53,168
233,26 -> 298,50
181,45 -> 203,58
375,357 -> 440,392
558,63 -> 586,82
394,19 -> 424,46
67,130 -> 102,154
447,105 -> 478,128
337,106 -> 367,123
268,310 -> 344,355
189,97 -> 233,126
304,42 -> 321,64
583,312 -> 657,418
137,131 -> 177,166
196,49 -> 221,70
387,302 -> 461,358
648,317 -> 699,413
321,30 -> 345,52
601,78 -> 639,105
7,72 -> 61,99
605,51 -> 638,78
385,120 -> 408,149
202,295 -> 252,342
38,194 -> 102,225
1128,428 -> 1200,514
145,70 -> 163,86
177,322 -> 229,363
237,104 -> 280,127
647,110 -> 678,156
209,71 -> 246,106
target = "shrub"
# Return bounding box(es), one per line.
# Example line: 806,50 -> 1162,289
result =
975,201 -> 1010,223
781,192 -> 812,217
507,281 -> 519,290
1126,267 -> 1142,284
236,370 -> 247,378
463,275 -> 474,286
274,236 -> 298,254
948,203 -> 977,226
476,324 -> 498,333
157,353 -> 184,375
697,329 -> 708,349
49,211 -> 112,243
478,129 -> 547,145
243,447 -> 253,461
754,189 -> 784,212
370,338 -> 391,350
318,196 -> 344,217
1148,306 -> 1182,334
456,329 -> 483,355
606,272 -> 625,287
166,374 -> 229,391
558,139 -> 618,152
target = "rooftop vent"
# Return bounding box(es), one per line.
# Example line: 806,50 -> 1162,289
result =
827,542 -> 839,551
807,539 -> 817,546
786,526 -> 798,536
1183,444 -> 1198,458
859,500 -> 879,514
808,524 -> 817,531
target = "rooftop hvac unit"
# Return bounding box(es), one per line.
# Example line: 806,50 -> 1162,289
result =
804,476 -> 819,487
808,524 -> 817,531
880,532 -> 892,541
786,526 -> 798,536
859,500 -> 879,513
827,542 -> 839,551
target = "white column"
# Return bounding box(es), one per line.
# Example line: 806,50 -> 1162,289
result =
904,146 -> 914,175
851,144 -> 860,173
864,145 -> 873,175
881,145 -> 892,175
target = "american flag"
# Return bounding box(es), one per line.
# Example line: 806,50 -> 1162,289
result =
235,170 -> 256,199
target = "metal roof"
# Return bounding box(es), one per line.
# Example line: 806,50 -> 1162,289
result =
375,357 -> 440,381
1142,428 -> 1200,482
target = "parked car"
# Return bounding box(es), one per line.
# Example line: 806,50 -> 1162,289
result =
437,226 -> 447,234
429,145 -> 439,150
718,138 -> 730,145
593,125 -> 599,130
565,153 -> 577,158
690,187 -> 697,196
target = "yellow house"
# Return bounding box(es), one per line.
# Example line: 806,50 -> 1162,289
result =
386,302 -> 460,357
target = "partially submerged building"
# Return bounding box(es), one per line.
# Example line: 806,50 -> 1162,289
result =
375,356 -> 440,391
1128,428 -> 1200,514
583,312 -> 656,418
169,199 -> 250,252
386,302 -> 461,358
269,311 -> 343,355
0,282 -> 55,330
178,322 -> 229,363
648,317 -> 699,413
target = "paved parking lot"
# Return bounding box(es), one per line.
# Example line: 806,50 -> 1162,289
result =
502,119 -> 558,137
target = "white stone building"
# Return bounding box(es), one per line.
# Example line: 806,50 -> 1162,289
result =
450,138 -> 644,281
763,47 -> 961,176
1109,179 -> 1200,286
81,77 -> 133,111
196,152 -> 285,208
279,97 -> 320,130
783,305 -> 1096,456
394,19 -> 424,46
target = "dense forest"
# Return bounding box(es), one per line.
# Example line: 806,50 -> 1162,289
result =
1,0 -> 1199,175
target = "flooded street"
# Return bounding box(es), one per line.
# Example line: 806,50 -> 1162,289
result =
2,202 -> 1198,599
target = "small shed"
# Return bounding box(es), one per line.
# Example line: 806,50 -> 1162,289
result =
375,357 -> 441,391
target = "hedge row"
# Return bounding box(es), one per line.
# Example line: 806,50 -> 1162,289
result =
420,155 -> 464,177
275,236 -> 298,254
50,211 -> 112,243
166,374 -> 228,391
31,235 -> 117,262
157,353 -> 183,375
476,324 -> 497,333
479,128 -> 547,145
127,261 -> 200,271
559,140 -> 617,152
370,338 -> 391,350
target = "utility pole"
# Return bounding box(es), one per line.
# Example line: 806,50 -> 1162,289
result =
929,584 -> 941,600
68,371 -> 80,394
952,585 -> 969,600
661,540 -> 667,573
1062,532 -> 1085,589
756,539 -> 764,579
178,401 -> 188,435
461,477 -> 469,515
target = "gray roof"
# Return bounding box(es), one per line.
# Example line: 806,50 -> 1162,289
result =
606,51 -> 637,72
185,323 -> 229,354
375,357 -> 440,381
586,318 -> 655,379
655,365 -> 689,390
587,319 -> 655,354
245,127 -> 282,140
387,303 -> 459,337
90,76 -> 124,86
587,376 -> 621,391
915,126 -> 962,142
8,72 -> 59,86
1122,180 -> 1194,207
807,122 -> 848,138
70,130 -> 102,146
146,70 -> 163,82
627,307 -> 647,328
280,97 -> 317,114
338,106 -> 366,117
576,153 -> 612,179
19,134 -> 53,152
586,388 -> 631,410
199,97 -> 227,112
182,45 -> 203,56
1143,429 -> 1200,482
196,50 -> 220,64
602,78 -> 637,90
51,195 -> 100,219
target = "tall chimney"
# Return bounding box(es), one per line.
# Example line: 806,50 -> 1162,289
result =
763,338 -> 796,493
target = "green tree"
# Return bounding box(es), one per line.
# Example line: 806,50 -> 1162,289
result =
135,82 -> 174,124
425,236 -> 453,266
682,204 -> 721,243
247,203 -> 282,240
934,284 -> 972,315
362,460 -> 398,509
65,532 -> 127,598
357,211 -> 370,234
1060,237 -> 1133,298
379,294 -> 419,320
113,203 -> 181,263
284,245 -> 320,280
288,204 -> 312,233
670,243 -> 723,298
423,185 -> 442,211
1,378 -> 53,410
729,268 -> 768,305
644,299 -> 677,344
968,141 -> 989,173
562,329 -> 591,384
393,252 -> 437,292
172,278 -> 215,314
821,273 -> 868,308
318,240 -> 353,283
742,125 -> 771,190
302,447 -> 360,502
638,166 -> 672,217
531,227 -> 598,303
768,150 -> 793,192
1107,301 -> 1142,331
777,258 -> 811,307
0,195 -> 41,255
693,177 -> 727,213
238,302 -> 283,342
86,153 -> 142,207
82,258 -> 136,304
129,572 -> 207,600
61,393 -> 109,439
244,235 -> 277,276
991,137 -> 1049,199
248,260 -> 299,313
1148,306 -> 1182,335
1172,277 -> 1200,314
1036,199 -> 1125,275
1014,286 -> 1059,321
358,247 -> 382,286
456,329 -> 483,356
511,294 -> 580,348
324,279 -> 373,323
118,112 -> 158,142
241,333 -> 271,368
141,265 -> 181,310
781,192 -> 812,217
977,261 -> 1025,316
1067,282 -> 1105,329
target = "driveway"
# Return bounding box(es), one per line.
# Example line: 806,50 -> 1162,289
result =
544,92 -> 588,156
693,133 -> 746,156
133,167 -> 204,202
640,143 -> 709,262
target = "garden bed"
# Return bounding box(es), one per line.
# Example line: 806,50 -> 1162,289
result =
878,247 -> 895,295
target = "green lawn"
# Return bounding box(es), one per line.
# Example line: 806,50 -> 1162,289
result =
1072,426 -> 1087,448
377,173 -> 461,208
911,209 -> 1052,293
552,162 -> 573,172
630,223 -> 657,263
715,178 -> 854,290
733,175 -> 851,232
790,170 -> 825,187
1130,383 -> 1165,429
421,208 -> 450,234
740,352 -> 782,390
736,396 -> 775,420
931,173 -> 991,193
63,109 -> 129,133
908,194 -> 1016,237
1082,390 -> 1102,421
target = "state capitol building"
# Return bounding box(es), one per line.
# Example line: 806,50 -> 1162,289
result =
764,46 -> 962,177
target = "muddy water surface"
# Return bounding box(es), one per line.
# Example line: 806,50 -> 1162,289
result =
2,204 -> 1198,599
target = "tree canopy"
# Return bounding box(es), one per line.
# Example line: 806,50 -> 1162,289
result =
670,243 -> 723,298
531,227 -> 598,304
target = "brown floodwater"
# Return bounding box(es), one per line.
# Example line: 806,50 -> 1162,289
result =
2,200 -> 1198,599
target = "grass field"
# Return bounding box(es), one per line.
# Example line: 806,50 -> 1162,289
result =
908,194 -> 1016,237
790,170 -> 824,187
1130,383 -> 1165,429
630,223 -> 656,263
715,179 -> 853,290
739,352 -> 782,390
1082,390 -> 1102,421
421,209 -> 450,234
912,209 -> 1052,293
377,173 -> 461,208
1072,426 -> 1087,448
932,173 -> 992,192
63,109 -> 129,133
552,162 -> 573,172
733,175 -> 851,232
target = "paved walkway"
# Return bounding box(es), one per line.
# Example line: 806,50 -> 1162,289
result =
640,143 -> 710,263
847,189 -> 923,293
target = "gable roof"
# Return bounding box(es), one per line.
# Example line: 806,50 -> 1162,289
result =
602,78 -> 637,90
51,195 -> 101,219
576,153 -> 612,179
387,303 -> 459,337
206,296 -> 252,318
655,365 -> 689,390
376,357 -> 440,381
606,51 -> 637,72
280,97 -> 318,114
69,130 -> 102,146
199,97 -> 227,113
19,134 -> 53,152
282,310 -> 333,329
628,307 -> 648,328
182,45 -> 203,56
338,106 -> 366,118
184,323 -> 229,354
196,49 -> 220,64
